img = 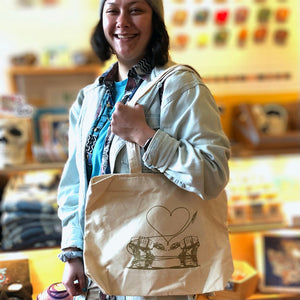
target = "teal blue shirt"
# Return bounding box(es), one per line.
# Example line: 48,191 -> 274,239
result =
89,79 -> 127,179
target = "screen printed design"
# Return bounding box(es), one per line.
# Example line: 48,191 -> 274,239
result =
126,205 -> 200,270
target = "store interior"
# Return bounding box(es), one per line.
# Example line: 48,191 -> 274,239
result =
0,0 -> 299,299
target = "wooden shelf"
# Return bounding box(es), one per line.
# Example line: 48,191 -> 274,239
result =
8,64 -> 102,77
0,247 -> 64,299
8,65 -> 102,92
8,64 -> 102,107
0,162 -> 64,175
228,222 -> 288,233
248,293 -> 300,300
231,142 -> 300,158
198,291 -> 300,300
0,161 -> 64,176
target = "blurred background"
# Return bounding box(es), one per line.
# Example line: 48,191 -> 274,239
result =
0,1 -> 300,299
0,0 -> 299,95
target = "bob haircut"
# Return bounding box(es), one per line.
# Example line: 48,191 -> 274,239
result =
91,10 -> 170,67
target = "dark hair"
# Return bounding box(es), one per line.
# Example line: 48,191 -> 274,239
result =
91,11 -> 169,67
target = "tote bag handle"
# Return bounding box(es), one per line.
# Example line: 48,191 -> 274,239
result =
125,64 -> 194,174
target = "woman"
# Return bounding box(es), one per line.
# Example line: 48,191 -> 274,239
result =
57,0 -> 231,299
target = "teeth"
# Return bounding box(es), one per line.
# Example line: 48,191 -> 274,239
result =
117,34 -> 135,39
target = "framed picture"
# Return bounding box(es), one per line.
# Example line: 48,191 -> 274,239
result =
255,229 -> 300,293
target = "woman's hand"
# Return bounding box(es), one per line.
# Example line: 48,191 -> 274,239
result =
111,103 -> 155,146
62,258 -> 86,296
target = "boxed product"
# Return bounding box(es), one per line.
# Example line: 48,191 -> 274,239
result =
0,256 -> 33,300
213,260 -> 258,300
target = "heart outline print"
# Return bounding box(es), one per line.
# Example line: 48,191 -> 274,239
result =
146,205 -> 197,245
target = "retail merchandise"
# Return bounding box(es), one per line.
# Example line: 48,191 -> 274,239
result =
255,230 -> 300,293
216,260 -> 258,300
232,102 -> 300,151
0,117 -> 30,168
0,258 -> 32,300
227,154 -> 300,228
0,170 -> 62,251
37,282 -> 72,300
0,0 -> 298,299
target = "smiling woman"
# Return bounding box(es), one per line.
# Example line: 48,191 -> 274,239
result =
102,0 -> 153,79
57,0 -> 232,300
91,0 -> 169,72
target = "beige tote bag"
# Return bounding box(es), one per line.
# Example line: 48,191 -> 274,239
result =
84,65 -> 233,296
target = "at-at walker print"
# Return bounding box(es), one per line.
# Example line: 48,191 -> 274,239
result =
126,205 -> 200,270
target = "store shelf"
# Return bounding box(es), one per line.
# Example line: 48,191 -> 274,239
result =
8,64 -> 102,87
212,292 -> 300,300
2,247 -> 298,300
198,291 -> 300,300
231,143 -> 300,158
0,162 -> 64,175
228,222 -> 288,233
248,293 -> 300,300
8,64 -> 102,108
8,64 -> 102,95
2,70 -> 299,299
0,247 -> 64,299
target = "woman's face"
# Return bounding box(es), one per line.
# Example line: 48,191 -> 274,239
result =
102,0 -> 153,69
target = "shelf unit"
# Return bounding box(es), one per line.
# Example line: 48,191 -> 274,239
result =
1,161 -> 299,300
0,248 -> 64,300
0,162 -> 64,175
8,64 -> 102,107
215,293 -> 300,300
0,65 -> 101,298
8,65 -> 102,89
1,68 -> 300,299
4,64 -> 102,163
5,246 -> 298,300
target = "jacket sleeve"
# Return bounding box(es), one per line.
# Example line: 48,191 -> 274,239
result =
57,89 -> 85,250
142,69 -> 231,200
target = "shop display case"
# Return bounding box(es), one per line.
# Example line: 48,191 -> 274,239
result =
227,154 -> 300,230
232,102 -> 300,151
2,64 -> 102,165
225,154 -> 300,299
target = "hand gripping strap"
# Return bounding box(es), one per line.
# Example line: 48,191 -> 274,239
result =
126,64 -> 195,174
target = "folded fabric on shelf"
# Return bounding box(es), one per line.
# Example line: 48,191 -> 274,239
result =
0,170 -> 62,251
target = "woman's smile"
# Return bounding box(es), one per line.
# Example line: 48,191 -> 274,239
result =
102,0 -> 153,70
115,33 -> 137,39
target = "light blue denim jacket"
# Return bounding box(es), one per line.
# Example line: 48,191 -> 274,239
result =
57,61 -> 231,251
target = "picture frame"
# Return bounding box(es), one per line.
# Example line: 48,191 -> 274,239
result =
31,107 -> 69,162
255,229 -> 300,293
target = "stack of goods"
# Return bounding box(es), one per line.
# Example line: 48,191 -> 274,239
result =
226,156 -> 287,227
0,170 -> 62,251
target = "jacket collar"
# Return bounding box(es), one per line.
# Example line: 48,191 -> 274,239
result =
98,57 -> 154,89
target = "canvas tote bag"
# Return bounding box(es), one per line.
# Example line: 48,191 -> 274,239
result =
83,65 -> 233,296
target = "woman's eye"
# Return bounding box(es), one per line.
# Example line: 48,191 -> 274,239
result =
106,8 -> 118,14
130,8 -> 143,14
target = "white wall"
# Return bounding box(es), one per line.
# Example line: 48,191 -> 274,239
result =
0,0 -> 99,94
1,0 -> 299,96
164,0 -> 300,95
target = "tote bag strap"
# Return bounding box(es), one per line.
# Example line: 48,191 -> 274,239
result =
126,64 -> 194,174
